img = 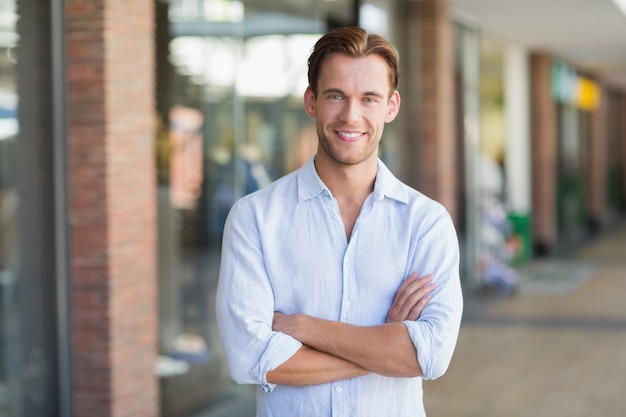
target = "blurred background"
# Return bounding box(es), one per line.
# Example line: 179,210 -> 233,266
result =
0,0 -> 625,416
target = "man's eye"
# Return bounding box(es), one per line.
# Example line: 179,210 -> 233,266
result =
330,95 -> 342,100
363,98 -> 376,103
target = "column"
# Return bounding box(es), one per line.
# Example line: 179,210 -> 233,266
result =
504,45 -> 532,261
530,52 -> 558,255
394,0 -> 457,222
66,0 -> 159,416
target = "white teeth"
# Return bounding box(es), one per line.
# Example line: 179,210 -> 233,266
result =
339,132 -> 361,138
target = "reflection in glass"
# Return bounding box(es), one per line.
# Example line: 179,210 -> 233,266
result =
0,1 -> 20,414
156,1 -> 327,414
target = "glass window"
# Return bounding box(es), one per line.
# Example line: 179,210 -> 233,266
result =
0,0 -> 18,406
1,0 -> 60,415
154,1 -> 356,415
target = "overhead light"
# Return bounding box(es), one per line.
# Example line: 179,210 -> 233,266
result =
611,0 -> 626,16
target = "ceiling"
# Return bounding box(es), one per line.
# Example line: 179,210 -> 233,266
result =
450,0 -> 626,88
171,0 -> 626,88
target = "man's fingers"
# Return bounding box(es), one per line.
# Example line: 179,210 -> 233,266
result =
392,272 -> 422,301
405,294 -> 433,321
396,282 -> 435,320
387,273 -> 436,322
395,274 -> 434,309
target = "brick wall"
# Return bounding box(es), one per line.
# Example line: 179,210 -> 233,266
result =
415,0 -> 458,222
530,52 -> 558,254
66,0 -> 159,416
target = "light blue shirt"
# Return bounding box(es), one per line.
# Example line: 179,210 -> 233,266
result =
216,157 -> 463,417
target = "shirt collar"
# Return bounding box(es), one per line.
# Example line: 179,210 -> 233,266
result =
297,157 -> 327,202
297,156 -> 410,205
373,158 -> 410,205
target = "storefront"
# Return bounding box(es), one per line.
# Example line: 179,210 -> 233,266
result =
552,60 -> 602,247
153,1 -> 362,415
471,36 -> 523,292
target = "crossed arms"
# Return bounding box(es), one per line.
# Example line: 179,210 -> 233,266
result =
266,272 -> 436,386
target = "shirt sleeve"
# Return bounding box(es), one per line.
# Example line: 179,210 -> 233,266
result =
215,198 -> 303,392
403,208 -> 464,380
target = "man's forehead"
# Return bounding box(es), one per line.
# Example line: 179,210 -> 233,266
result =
318,54 -> 393,91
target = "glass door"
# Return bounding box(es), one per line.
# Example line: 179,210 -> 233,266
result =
0,0 -> 61,415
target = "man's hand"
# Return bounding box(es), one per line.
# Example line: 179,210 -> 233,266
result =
269,272 -> 435,379
273,311 -> 302,334
386,272 -> 436,323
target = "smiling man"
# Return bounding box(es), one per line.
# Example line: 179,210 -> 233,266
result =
216,26 -> 463,417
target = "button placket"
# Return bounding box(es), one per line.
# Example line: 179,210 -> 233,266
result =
331,381 -> 345,417
340,237 -> 356,322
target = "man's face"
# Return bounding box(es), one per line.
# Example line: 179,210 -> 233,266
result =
304,53 -> 400,168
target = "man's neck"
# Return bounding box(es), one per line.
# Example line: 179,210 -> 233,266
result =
314,155 -> 377,240
314,155 -> 377,202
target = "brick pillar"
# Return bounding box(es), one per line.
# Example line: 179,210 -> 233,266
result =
394,0 -> 457,221
415,0 -> 457,221
530,53 -> 558,254
587,87 -> 607,231
66,0 -> 159,416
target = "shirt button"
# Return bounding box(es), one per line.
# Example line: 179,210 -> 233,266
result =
344,301 -> 351,308
336,386 -> 343,393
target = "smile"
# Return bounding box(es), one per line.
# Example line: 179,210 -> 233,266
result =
336,131 -> 363,141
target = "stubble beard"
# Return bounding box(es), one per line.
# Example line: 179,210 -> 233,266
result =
316,126 -> 379,167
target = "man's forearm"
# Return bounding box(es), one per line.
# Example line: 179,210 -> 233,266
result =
270,273 -> 431,381
266,345 -> 370,385
273,314 -> 422,378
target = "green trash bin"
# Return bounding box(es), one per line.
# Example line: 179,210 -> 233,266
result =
508,212 -> 531,265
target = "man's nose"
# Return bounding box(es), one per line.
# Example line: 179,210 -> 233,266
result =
339,99 -> 362,123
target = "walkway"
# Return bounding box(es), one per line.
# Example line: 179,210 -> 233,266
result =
425,221 -> 626,417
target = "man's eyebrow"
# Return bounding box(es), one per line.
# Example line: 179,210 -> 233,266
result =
321,88 -> 345,96
321,88 -> 385,98
363,91 -> 386,99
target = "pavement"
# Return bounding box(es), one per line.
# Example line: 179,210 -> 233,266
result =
193,220 -> 626,417
424,220 -> 626,417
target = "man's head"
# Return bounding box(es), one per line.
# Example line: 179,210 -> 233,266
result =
303,27 -> 401,169
307,26 -> 399,97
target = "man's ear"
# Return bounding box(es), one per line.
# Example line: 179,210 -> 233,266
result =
385,90 -> 401,123
304,86 -> 316,118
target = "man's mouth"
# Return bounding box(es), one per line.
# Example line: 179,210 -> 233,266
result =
336,131 -> 363,141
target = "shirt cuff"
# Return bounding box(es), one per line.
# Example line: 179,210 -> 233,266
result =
255,333 -> 303,392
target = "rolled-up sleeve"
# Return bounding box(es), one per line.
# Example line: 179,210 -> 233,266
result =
403,210 -> 463,380
215,198 -> 302,392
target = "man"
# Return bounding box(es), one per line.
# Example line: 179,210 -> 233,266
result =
216,26 -> 463,416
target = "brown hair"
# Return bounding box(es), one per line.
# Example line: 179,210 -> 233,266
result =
307,26 -> 399,96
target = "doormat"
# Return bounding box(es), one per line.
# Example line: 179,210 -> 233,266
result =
516,260 -> 597,294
